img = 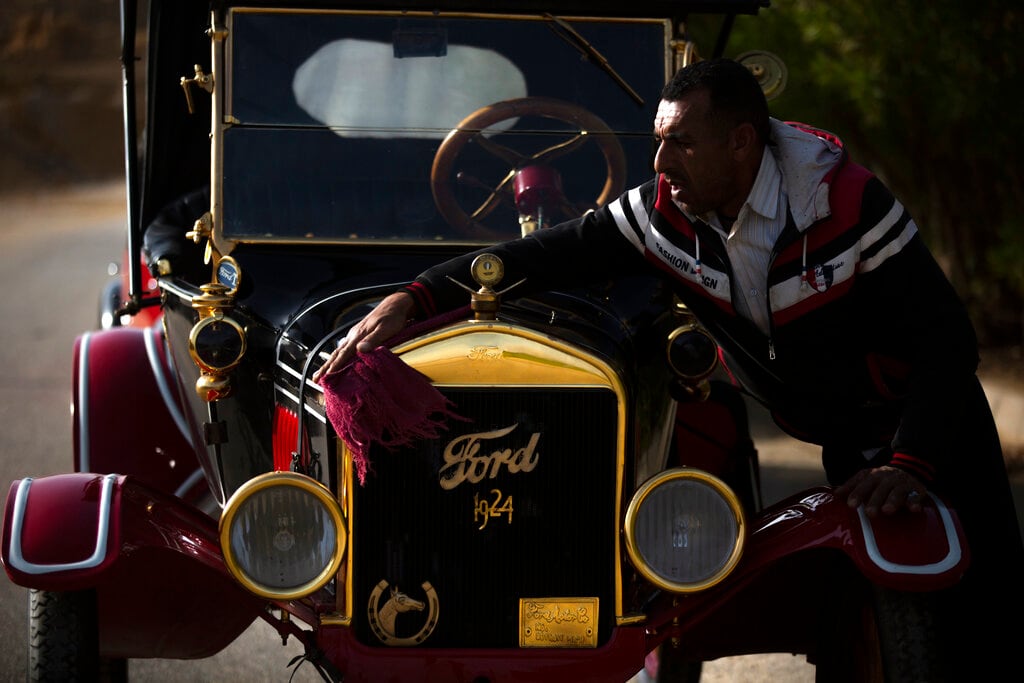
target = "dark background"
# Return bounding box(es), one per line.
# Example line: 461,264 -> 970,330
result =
1,0 -> 124,192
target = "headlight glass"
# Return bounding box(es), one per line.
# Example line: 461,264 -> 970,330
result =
625,468 -> 744,593
220,472 -> 345,599
189,314 -> 246,373
666,324 -> 718,381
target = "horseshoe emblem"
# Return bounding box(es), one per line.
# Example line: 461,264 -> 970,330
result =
367,580 -> 440,646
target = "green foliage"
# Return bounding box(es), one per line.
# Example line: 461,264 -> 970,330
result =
695,0 -> 1023,343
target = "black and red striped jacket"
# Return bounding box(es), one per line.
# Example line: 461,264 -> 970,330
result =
406,121 -> 982,484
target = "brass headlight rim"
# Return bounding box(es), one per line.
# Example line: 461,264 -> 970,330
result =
188,313 -> 247,374
220,471 -> 346,600
665,323 -> 718,382
624,467 -> 745,594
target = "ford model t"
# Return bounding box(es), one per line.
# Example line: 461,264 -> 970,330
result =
2,1 -> 969,681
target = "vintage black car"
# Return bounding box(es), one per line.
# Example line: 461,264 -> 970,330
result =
2,1 -> 969,681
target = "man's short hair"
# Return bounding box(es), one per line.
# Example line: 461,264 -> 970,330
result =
662,58 -> 770,143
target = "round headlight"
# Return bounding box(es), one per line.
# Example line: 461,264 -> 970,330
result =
189,314 -> 246,373
625,468 -> 744,593
220,472 -> 345,599
666,324 -> 718,381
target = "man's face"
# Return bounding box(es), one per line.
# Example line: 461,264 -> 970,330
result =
653,90 -> 741,217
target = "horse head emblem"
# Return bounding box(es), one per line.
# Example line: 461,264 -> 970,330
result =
382,586 -> 425,627
368,580 -> 439,646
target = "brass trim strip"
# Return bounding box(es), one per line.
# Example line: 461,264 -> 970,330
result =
394,322 -> 620,386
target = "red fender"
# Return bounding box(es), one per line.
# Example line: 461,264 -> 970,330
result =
100,251 -> 162,330
1,473 -> 263,659
643,486 -> 970,657
742,486 -> 969,591
125,253 -> 165,329
72,325 -> 209,504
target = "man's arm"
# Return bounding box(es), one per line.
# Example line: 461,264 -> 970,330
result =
312,185 -> 654,381
312,291 -> 416,381
835,180 -> 980,516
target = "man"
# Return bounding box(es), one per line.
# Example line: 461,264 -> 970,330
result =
315,58 -> 1022,670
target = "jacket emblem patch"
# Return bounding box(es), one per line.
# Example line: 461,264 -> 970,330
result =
806,262 -> 841,293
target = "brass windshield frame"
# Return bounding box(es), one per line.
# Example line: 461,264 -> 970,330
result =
207,7 -> 672,254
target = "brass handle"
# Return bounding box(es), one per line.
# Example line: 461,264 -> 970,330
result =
180,64 -> 214,114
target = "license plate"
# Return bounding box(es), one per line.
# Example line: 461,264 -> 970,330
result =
519,597 -> 599,648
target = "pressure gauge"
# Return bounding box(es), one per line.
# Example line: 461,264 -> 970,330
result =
471,253 -> 504,288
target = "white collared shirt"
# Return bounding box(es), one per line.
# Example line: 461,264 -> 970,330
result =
682,149 -> 788,334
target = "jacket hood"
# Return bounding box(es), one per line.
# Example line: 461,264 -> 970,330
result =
767,118 -> 846,231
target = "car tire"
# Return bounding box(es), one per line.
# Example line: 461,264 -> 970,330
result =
99,278 -> 123,329
28,589 -> 128,683
654,641 -> 703,683
813,581 -> 946,683
871,585 -> 946,682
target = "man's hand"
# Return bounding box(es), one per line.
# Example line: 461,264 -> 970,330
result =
311,291 -> 415,383
834,465 -> 928,517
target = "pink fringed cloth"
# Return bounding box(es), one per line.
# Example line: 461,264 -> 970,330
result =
320,307 -> 470,484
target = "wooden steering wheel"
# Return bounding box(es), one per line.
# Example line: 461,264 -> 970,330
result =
430,97 -> 627,239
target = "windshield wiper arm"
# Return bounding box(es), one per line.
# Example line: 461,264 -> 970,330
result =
544,13 -> 644,107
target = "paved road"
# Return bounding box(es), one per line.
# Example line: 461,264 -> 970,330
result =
1,182 -> 1016,681
0,184 -> 307,681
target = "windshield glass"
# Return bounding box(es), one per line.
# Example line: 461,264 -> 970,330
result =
221,10 -> 669,244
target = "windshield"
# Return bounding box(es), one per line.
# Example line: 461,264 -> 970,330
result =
221,9 -> 669,244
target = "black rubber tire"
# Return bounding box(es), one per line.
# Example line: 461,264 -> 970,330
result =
871,585 -> 947,683
98,277 -> 123,329
28,589 -> 128,683
655,641 -> 704,683
813,581 -> 947,683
